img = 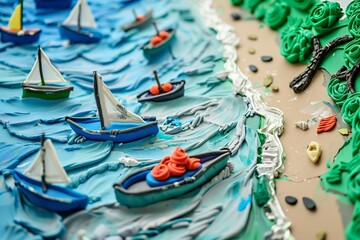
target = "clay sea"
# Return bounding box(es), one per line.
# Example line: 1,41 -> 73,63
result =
0,0 -> 272,239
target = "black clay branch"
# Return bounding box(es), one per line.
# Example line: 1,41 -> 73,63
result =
289,35 -> 353,93
332,61 -> 360,94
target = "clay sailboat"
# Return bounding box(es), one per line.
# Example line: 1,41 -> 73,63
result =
122,9 -> 153,32
22,46 -> 74,100
141,22 -> 176,56
113,148 -> 230,207
12,134 -> 88,212
59,0 -> 102,43
0,0 -> 41,44
137,70 -> 185,102
66,71 -> 159,142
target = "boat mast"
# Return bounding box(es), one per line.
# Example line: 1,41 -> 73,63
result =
153,70 -> 164,93
20,0 -> 23,30
152,21 -> 160,37
40,133 -> 47,192
77,1 -> 82,31
132,9 -> 137,21
93,71 -> 106,130
38,46 -> 46,86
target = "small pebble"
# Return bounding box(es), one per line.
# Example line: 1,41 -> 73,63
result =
261,55 -> 273,62
248,47 -> 256,54
249,65 -> 258,73
248,34 -> 258,41
302,197 -> 316,211
285,196 -> 297,205
338,128 -> 349,136
316,231 -> 327,240
263,74 -> 273,87
231,12 -> 241,21
271,85 -> 279,92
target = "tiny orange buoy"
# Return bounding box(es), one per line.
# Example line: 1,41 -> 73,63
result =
136,15 -> 145,21
167,162 -> 186,176
159,31 -> 169,39
317,115 -> 337,134
187,158 -> 201,170
149,85 -> 160,95
162,82 -> 173,92
151,164 -> 170,181
150,36 -> 163,46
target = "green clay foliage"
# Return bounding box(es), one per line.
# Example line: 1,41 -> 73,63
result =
287,0 -> 314,11
310,1 -> 343,35
344,38 -> 360,69
265,1 -> 290,30
327,77 -> 348,107
346,0 -> 360,18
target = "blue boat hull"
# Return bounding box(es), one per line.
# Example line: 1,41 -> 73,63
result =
59,25 -> 101,43
137,80 -> 185,102
113,150 -> 230,207
65,116 -> 159,143
0,27 -> 41,45
35,0 -> 72,9
12,170 -> 88,212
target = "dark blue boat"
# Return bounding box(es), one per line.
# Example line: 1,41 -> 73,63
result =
35,0 -> 72,9
137,80 -> 185,102
141,25 -> 176,56
59,0 -> 102,43
12,170 -> 88,212
11,136 -> 88,212
66,71 -> 159,143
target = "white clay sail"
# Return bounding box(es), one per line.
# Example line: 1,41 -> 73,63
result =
24,47 -> 67,85
62,0 -> 97,28
24,139 -> 70,183
94,72 -> 145,129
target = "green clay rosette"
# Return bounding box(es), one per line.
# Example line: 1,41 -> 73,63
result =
348,13 -> 360,38
254,2 -> 268,20
346,205 -> 360,240
280,27 -> 313,63
341,93 -> 360,126
244,0 -> 262,13
327,77 -> 348,107
265,1 -> 290,30
287,0 -> 314,11
346,0 -> 360,18
352,109 -> 360,156
310,1 -> 343,35
344,39 -> 360,69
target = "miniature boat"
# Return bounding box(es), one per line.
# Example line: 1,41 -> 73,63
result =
22,46 -> 74,100
137,70 -> 185,102
0,0 -> 41,44
122,9 -> 153,32
306,141 -> 322,163
59,0 -> 102,43
66,71 -> 159,142
141,22 -> 176,56
34,0 -> 72,9
12,135 -> 88,212
113,149 -> 230,207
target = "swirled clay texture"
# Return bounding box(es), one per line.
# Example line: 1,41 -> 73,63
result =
341,93 -> 360,127
344,39 -> 360,69
327,77 -> 348,107
265,2 -> 290,30
346,205 -> 360,240
310,1 -> 343,35
348,165 -> 360,203
280,27 -> 313,63
352,109 -> 360,156
346,0 -> 360,18
348,13 -> 360,38
254,2 -> 268,20
287,0 -> 314,11
231,0 -> 244,6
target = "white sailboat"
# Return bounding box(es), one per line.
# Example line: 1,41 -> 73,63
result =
24,137 -> 70,188
65,71 -> 159,143
59,0 -> 102,43
12,134 -> 89,212
94,72 -> 145,130
22,46 -> 73,100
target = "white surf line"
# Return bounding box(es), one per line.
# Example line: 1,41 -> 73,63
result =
196,0 -> 292,239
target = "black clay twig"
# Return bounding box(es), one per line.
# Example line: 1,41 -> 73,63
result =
289,35 -> 353,93
331,60 -> 360,94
